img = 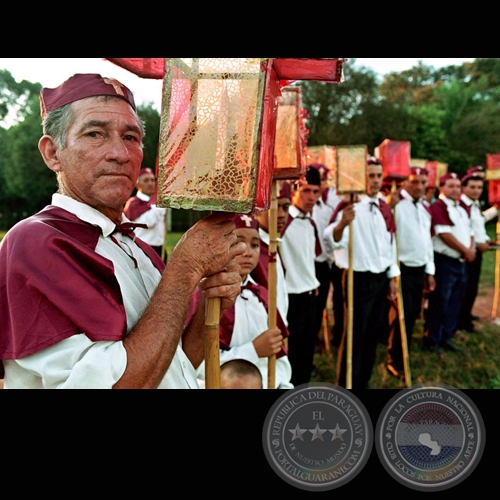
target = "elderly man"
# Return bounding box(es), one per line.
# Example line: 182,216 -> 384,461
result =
0,73 -> 245,388
323,157 -> 399,389
424,172 -> 475,354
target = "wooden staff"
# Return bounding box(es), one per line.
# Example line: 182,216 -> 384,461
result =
391,181 -> 412,387
346,193 -> 354,389
205,296 -> 221,388
492,220 -> 500,318
267,180 -> 278,389
161,208 -> 169,262
335,145 -> 367,390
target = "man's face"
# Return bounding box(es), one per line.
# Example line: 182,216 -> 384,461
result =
136,172 -> 156,197
441,179 -> 462,201
462,179 -> 484,202
49,96 -> 144,216
366,164 -> 383,197
254,197 -> 290,233
405,173 -> 428,200
293,183 -> 321,213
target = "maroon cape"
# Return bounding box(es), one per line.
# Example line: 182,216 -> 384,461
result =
0,206 -> 164,377
429,198 -> 456,237
330,198 -> 397,236
124,196 -> 152,221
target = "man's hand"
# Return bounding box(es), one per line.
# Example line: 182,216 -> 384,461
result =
198,259 -> 242,313
334,203 -> 355,242
387,277 -> 398,301
462,246 -> 477,263
170,212 -> 247,282
424,274 -> 436,294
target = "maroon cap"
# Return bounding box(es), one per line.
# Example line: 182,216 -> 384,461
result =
40,73 -> 136,120
367,156 -> 382,165
410,166 -> 429,176
467,165 -> 485,176
461,171 -> 484,184
232,213 -> 259,231
439,172 -> 460,185
138,167 -> 154,178
278,180 -> 292,199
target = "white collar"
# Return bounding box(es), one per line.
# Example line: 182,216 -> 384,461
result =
51,193 -> 128,237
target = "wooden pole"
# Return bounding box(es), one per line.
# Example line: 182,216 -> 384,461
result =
346,194 -> 354,389
205,297 -> 221,388
492,220 -> 500,318
161,208 -> 169,262
391,181 -> 412,387
267,180 -> 278,389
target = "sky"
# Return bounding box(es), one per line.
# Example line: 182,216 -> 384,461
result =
0,57 -> 477,111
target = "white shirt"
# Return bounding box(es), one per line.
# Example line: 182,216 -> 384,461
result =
132,192 -> 167,247
196,276 -> 293,389
395,189 -> 435,275
279,206 -> 321,294
258,228 -> 289,325
3,194 -> 199,389
323,195 -> 400,278
432,195 -> 473,260
311,198 -> 335,265
460,194 -> 489,245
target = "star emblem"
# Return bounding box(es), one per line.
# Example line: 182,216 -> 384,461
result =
329,423 -> 347,441
309,423 -> 327,441
288,423 -> 307,441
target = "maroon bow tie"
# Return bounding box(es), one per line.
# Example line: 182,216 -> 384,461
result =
113,222 -> 148,237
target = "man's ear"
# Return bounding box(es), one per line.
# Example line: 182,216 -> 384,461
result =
38,135 -> 62,172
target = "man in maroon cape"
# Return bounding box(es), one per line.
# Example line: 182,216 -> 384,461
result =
124,166 -> 167,261
0,73 -> 245,388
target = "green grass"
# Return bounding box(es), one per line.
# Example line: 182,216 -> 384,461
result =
311,315 -> 500,389
165,232 -> 183,259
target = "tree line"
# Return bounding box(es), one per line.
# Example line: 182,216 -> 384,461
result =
1,58 -> 499,231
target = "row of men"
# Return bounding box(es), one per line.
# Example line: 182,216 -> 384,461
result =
193,159 -> 497,390
101,129 -> 498,390
286,161 -> 497,388
0,71 -> 495,389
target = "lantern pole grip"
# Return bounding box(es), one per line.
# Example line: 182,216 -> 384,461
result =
391,180 -> 412,387
267,180 -> 278,389
205,297 -> 221,388
346,194 -> 354,389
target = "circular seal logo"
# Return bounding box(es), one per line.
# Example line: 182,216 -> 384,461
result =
375,383 -> 485,492
262,382 -> 373,491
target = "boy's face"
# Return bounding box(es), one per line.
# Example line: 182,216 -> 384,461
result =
293,184 -> 321,213
234,227 -> 261,278
254,197 -> 291,233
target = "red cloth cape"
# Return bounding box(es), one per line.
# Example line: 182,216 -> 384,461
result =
429,198 -> 456,237
123,196 -> 152,221
0,206 -> 164,377
330,198 -> 397,236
